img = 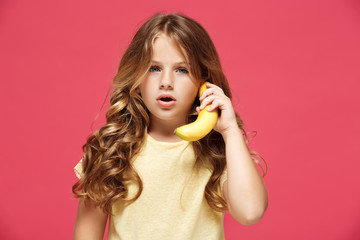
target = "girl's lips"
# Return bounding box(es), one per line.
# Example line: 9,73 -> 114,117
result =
157,99 -> 176,107
157,94 -> 176,107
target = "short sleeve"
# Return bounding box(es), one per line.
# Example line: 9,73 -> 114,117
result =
74,158 -> 83,179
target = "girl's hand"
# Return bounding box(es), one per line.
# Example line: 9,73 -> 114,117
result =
197,82 -> 238,137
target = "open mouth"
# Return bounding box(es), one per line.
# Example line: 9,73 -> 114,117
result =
157,94 -> 176,107
160,97 -> 174,102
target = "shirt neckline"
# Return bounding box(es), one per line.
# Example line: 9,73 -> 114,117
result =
146,133 -> 189,146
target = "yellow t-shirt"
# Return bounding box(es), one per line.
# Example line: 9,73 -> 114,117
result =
74,134 -> 228,240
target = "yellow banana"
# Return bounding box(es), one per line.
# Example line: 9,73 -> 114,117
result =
174,81 -> 218,141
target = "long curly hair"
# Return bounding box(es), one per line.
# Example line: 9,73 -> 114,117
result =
72,12 -> 267,215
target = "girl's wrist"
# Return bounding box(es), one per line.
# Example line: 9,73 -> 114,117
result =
220,123 -> 242,141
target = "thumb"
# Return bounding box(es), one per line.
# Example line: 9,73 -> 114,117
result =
196,106 -> 200,114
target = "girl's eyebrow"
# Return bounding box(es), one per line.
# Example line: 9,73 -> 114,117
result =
151,60 -> 188,65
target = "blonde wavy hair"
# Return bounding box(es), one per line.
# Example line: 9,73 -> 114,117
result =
72,12 -> 267,215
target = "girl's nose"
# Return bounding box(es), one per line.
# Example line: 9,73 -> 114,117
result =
159,71 -> 174,90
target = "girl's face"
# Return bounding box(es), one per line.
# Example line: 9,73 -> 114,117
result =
138,33 -> 200,126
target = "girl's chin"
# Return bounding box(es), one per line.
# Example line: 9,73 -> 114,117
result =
150,112 -> 187,124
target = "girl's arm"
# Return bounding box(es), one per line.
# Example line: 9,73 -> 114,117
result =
221,126 -> 268,225
73,198 -> 108,240
199,83 -> 268,225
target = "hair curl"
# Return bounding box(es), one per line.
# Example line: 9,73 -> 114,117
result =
72,12 -> 267,215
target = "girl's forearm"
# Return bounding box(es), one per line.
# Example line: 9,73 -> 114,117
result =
73,198 -> 108,240
222,125 -> 268,225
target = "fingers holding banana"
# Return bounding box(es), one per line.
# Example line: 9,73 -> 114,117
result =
199,83 -> 229,111
199,82 -> 238,135
175,82 -> 238,141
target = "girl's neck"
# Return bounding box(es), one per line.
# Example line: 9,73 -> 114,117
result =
148,116 -> 186,143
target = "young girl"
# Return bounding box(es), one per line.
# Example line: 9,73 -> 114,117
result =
72,13 -> 268,240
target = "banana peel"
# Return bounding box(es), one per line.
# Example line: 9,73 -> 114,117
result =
174,81 -> 218,141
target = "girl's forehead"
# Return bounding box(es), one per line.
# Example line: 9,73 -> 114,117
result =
152,33 -> 176,46
151,33 -> 190,64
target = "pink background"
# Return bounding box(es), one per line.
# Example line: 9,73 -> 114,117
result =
1,0 -> 359,239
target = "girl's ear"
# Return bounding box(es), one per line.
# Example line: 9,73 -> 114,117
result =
136,87 -> 140,93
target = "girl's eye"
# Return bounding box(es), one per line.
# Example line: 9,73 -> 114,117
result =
149,66 -> 160,72
177,68 -> 189,74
